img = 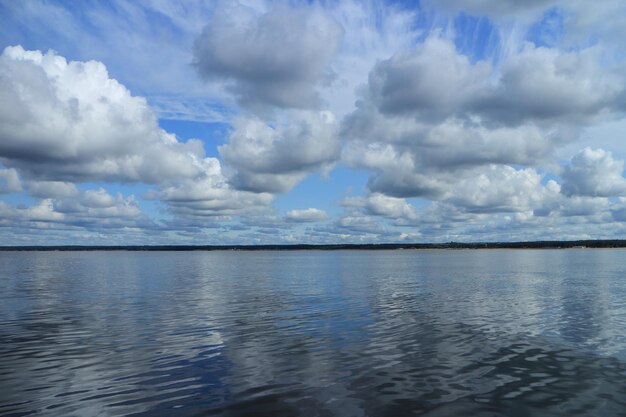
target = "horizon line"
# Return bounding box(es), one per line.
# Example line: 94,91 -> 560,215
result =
1,240 -> 625,251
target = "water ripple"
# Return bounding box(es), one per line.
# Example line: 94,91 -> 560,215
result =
2,250 -> 626,416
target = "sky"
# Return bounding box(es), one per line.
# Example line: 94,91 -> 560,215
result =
1,0 -> 626,245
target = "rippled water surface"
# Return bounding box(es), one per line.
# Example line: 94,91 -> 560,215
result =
2,250 -> 626,416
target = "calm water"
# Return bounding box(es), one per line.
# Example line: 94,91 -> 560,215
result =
2,250 -> 626,416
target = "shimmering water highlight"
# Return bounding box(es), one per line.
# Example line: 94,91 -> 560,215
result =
2,249 -> 626,416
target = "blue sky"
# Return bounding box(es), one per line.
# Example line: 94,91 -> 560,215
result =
1,0 -> 626,245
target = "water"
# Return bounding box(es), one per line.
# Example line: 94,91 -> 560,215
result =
1,249 -> 626,416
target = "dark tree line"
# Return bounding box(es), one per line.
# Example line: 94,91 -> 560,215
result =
1,240 -> 625,251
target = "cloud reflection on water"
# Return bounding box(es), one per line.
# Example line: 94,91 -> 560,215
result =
1,250 -> 626,416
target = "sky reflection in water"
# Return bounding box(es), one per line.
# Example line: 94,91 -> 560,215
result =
1,250 -> 626,416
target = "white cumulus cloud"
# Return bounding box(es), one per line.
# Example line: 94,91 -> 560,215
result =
193,2 -> 343,111
220,111 -> 340,193
0,45 -> 206,184
561,148 -> 626,197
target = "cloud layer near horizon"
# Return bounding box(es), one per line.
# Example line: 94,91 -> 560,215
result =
1,0 -> 626,244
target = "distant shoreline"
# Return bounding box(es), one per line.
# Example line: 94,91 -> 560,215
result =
0,240 -> 625,251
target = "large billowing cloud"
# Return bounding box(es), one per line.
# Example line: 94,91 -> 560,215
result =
340,35 -> 622,206
152,158 -> 274,219
193,2 -> 343,111
443,166 -> 557,213
341,124 -> 560,201
219,111 -> 339,193
368,36 -> 491,120
473,44 -> 624,125
340,32 -> 626,223
0,46 -> 205,183
362,36 -> 624,126
346,165 -> 558,218
343,113 -> 560,170
561,148 -> 626,197
0,46 -> 276,229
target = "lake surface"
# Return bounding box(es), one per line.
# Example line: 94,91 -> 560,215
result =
2,250 -> 626,416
